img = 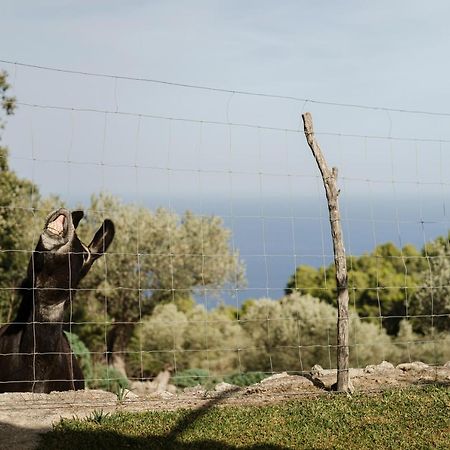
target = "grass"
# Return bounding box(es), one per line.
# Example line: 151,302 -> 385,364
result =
38,386 -> 450,450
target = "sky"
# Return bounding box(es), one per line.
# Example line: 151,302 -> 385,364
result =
2,0 -> 450,203
3,1 -> 450,300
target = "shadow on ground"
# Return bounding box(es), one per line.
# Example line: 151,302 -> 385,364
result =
37,387 -> 293,450
41,431 -> 291,450
0,422 -> 49,450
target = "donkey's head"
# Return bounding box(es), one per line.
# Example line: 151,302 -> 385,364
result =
31,208 -> 115,306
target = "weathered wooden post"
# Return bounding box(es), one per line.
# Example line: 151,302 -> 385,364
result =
302,112 -> 351,393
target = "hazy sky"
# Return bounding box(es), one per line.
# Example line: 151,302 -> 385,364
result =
3,1 -> 450,299
2,1 -> 450,202
2,1 -> 450,106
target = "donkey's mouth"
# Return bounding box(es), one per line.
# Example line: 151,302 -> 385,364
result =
46,214 -> 67,237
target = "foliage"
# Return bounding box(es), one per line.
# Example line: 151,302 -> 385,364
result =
63,331 -> 93,382
0,72 -> 70,323
0,70 -> 15,124
74,193 -> 245,373
0,73 -> 57,323
39,387 -> 450,450
171,369 -> 268,388
171,368 -> 211,388
86,410 -> 111,425
128,303 -> 188,377
409,233 -> 450,333
390,320 -> 450,365
240,293 -> 393,372
223,371 -> 269,386
127,302 -> 247,378
79,192 -> 245,318
286,242 -> 427,335
88,364 -> 129,393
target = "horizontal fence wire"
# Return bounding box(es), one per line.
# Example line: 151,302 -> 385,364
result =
0,59 -> 449,407
3,58 -> 450,117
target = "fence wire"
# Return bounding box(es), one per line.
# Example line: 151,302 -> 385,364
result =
0,60 -> 450,402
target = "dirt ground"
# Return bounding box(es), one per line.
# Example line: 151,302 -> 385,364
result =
1,360 -> 449,450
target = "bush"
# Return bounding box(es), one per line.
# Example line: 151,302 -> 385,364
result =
89,364 -> 129,393
240,293 -> 394,372
223,372 -> 269,386
172,369 -> 269,389
171,368 -> 211,388
63,331 -> 93,381
128,302 -> 247,378
390,320 -> 450,365
127,303 -> 188,377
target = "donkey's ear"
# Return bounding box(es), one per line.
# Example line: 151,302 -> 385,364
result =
88,219 -> 115,261
71,210 -> 84,229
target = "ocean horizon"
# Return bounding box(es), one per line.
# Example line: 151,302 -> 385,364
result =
125,193 -> 450,307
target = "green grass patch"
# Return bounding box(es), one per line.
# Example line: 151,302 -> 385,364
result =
39,386 -> 450,450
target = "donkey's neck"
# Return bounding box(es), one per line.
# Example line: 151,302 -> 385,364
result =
16,287 -> 68,325
16,288 -> 68,354
33,304 -> 66,355
36,300 -> 66,324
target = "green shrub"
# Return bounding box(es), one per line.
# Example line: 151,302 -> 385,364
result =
89,364 -> 129,393
223,372 -> 269,386
127,303 -> 247,379
172,368 -> 212,388
63,331 -> 93,381
240,293 -> 394,372
391,320 -> 450,365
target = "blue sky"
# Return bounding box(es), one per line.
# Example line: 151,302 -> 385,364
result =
3,1 -> 450,299
3,0 -> 450,107
2,1 -> 450,201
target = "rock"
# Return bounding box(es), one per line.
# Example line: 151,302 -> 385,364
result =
122,389 -> 139,401
167,384 -> 177,394
311,365 -> 325,377
396,361 -> 429,372
260,372 -> 289,383
214,382 -> 238,393
364,361 -> 395,373
159,391 -> 174,399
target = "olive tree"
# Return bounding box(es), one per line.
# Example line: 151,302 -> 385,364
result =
127,302 -> 246,378
76,193 -> 245,375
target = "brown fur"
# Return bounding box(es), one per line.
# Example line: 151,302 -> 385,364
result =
0,209 -> 114,393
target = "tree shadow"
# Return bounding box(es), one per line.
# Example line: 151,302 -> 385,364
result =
36,386 -> 294,449
0,421 -> 49,450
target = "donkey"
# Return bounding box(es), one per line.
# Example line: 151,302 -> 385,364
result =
0,208 -> 114,393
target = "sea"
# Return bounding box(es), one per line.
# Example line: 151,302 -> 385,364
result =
135,193 -> 450,308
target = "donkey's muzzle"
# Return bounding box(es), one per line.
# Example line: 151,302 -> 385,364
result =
46,214 -> 66,237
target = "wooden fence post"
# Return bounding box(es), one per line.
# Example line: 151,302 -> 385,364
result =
302,112 -> 351,393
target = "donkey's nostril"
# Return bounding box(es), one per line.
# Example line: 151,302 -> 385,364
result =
47,214 -> 66,236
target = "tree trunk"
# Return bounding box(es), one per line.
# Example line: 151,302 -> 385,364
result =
302,112 -> 352,393
106,323 -> 134,377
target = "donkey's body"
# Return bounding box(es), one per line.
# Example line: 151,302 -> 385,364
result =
0,209 -> 114,393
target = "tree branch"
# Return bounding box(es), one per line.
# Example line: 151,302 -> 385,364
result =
302,112 -> 352,393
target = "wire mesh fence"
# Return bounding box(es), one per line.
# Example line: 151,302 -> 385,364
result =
1,60 -> 450,399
